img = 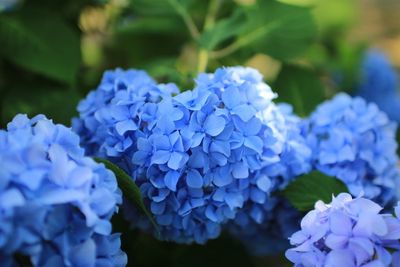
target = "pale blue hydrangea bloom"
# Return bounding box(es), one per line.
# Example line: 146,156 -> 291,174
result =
357,50 -> 400,122
74,67 -> 289,244
228,104 -> 311,255
303,93 -> 400,206
286,193 -> 400,267
0,114 -> 127,267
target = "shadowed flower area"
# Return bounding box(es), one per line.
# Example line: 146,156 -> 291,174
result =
303,93 -> 400,206
286,193 -> 400,267
0,114 -> 126,267
228,103 -> 311,256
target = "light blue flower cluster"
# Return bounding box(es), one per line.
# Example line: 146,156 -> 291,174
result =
286,193 -> 400,267
228,104 -> 311,255
74,66 -> 294,244
0,114 -> 127,267
357,50 -> 400,122
303,93 -> 399,206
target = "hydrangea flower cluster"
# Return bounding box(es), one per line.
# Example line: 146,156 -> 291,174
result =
74,66 -> 295,244
303,93 -> 399,206
228,104 -> 311,255
357,50 -> 400,122
286,193 -> 400,267
0,114 -> 127,267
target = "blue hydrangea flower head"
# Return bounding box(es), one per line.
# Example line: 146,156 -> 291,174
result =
228,103 -> 311,255
0,114 -> 127,267
357,49 -> 400,122
75,67 -> 289,244
303,93 -> 400,206
286,193 -> 400,267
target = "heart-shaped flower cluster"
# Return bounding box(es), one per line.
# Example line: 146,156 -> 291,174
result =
303,93 -> 400,206
0,114 -> 126,267
74,66 -> 307,244
286,193 -> 400,267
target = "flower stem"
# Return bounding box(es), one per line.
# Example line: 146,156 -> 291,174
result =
197,0 -> 222,73
168,0 -> 200,40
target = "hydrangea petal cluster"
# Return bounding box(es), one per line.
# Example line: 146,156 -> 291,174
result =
74,66 -> 290,244
130,66 -> 290,244
286,193 -> 400,267
303,93 -> 399,206
0,114 -> 127,267
72,68 -> 178,159
228,104 -> 311,255
357,50 -> 400,122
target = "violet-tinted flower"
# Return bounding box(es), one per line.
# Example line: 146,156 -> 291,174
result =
286,193 -> 400,267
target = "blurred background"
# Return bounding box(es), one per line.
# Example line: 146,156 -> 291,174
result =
0,0 -> 399,266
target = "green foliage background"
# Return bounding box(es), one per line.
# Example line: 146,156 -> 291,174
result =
0,0 -> 370,266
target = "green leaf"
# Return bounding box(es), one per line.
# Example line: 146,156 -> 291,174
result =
273,65 -> 326,117
94,158 -> 161,237
1,87 -> 80,126
239,0 -> 317,60
198,10 -> 244,50
283,171 -> 349,211
0,8 -> 81,84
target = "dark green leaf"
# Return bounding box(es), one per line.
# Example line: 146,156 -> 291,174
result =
239,0 -> 317,60
94,158 -> 160,237
1,86 -> 80,126
0,8 -> 81,84
273,65 -> 326,117
283,171 -> 349,212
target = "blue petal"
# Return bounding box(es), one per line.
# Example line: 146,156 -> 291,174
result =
204,114 -> 225,137
256,175 -> 271,192
151,150 -> 170,164
225,193 -> 243,209
232,104 -> 256,122
232,162 -> 248,179
115,120 -> 138,135
244,136 -> 263,154
164,171 -> 180,191
69,239 -> 96,267
221,87 -> 241,109
168,152 -> 186,170
186,169 -> 203,188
